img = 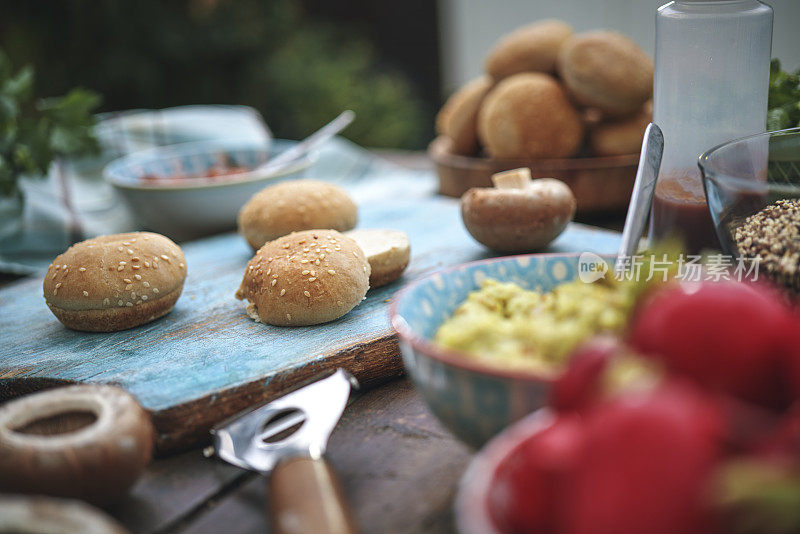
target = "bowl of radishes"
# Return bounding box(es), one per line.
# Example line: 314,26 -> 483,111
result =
456,278 -> 800,534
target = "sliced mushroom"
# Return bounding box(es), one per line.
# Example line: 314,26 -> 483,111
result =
0,385 -> 154,506
461,168 -> 576,252
0,495 -> 129,534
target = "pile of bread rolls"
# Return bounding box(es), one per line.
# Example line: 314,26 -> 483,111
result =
43,180 -> 412,332
436,20 -> 653,160
235,179 -> 410,327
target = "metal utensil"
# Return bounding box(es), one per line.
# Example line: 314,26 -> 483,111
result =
211,369 -> 359,534
614,123 -> 665,275
253,110 -> 355,175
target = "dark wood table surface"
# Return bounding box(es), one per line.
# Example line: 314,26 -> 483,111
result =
107,377 -> 472,534
0,151 -> 625,533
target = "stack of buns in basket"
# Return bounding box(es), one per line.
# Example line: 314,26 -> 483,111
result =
436,20 -> 653,160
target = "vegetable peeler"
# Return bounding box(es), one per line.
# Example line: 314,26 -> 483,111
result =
210,369 -> 359,534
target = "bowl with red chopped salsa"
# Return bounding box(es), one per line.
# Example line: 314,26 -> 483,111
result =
104,139 -> 314,240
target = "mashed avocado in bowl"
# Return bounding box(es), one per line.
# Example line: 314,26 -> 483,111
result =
434,273 -> 657,374
391,250 -> 678,448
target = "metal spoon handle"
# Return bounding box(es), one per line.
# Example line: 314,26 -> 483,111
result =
258,110 -> 355,173
615,123 -> 664,274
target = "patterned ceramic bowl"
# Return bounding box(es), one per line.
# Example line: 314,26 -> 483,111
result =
105,139 -> 314,241
390,253 -> 587,448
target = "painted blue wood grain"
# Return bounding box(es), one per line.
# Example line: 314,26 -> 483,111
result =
0,195 -> 620,416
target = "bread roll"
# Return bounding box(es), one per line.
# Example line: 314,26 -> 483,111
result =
436,76 -> 493,155
43,232 -> 186,332
485,20 -> 573,80
235,229 -> 370,326
589,102 -> 652,156
558,31 -> 653,116
238,180 -> 357,250
477,73 -> 584,159
344,229 -> 410,288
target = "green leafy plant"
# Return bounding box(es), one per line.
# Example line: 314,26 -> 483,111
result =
0,51 -> 100,196
767,59 -> 800,131
0,1 -> 431,150
247,27 -> 427,149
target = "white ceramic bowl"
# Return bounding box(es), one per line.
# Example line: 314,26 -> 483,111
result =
104,139 -> 314,241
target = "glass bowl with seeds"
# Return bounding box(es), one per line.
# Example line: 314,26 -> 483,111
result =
700,126 -> 800,294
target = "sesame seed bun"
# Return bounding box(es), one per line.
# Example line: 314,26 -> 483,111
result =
238,180 -> 358,250
43,232 -> 186,332
344,229 -> 410,288
477,73 -> 584,159
235,229 -> 370,326
436,76 -> 493,156
485,19 -> 573,80
557,31 -> 653,117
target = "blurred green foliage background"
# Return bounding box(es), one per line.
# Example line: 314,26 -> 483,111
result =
0,0 -> 433,149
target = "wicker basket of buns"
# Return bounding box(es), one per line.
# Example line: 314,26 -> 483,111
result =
433,20 -> 653,213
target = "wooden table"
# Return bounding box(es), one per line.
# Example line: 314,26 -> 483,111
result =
107,377 -> 472,534
1,151 -> 626,533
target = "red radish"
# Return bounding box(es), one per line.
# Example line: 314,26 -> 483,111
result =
714,393 -> 783,454
550,336 -> 619,413
552,336 -> 661,414
630,280 -> 793,409
488,414 -> 586,534
751,401 -> 800,461
780,316 -> 800,402
566,382 -> 723,534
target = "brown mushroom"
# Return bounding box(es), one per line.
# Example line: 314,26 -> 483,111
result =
0,385 -> 154,506
461,168 -> 576,252
0,495 -> 129,534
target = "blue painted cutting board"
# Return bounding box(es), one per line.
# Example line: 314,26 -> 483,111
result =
0,195 -> 621,453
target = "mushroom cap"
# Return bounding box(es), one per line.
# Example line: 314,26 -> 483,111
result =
461,178 -> 577,252
558,30 -> 653,116
238,179 -> 358,250
0,385 -> 154,506
236,229 -> 370,326
477,73 -> 584,159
